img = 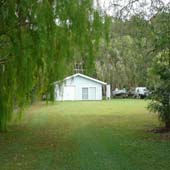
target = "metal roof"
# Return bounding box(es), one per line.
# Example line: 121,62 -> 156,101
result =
54,73 -> 107,85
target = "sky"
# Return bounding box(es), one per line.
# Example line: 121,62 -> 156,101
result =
95,0 -> 170,17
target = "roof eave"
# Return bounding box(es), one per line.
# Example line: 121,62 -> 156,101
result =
53,73 -> 107,85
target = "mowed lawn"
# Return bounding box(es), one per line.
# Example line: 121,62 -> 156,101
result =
0,100 -> 170,170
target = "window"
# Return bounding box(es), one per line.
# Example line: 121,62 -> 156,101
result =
82,88 -> 88,100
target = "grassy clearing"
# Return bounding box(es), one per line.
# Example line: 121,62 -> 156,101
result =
0,99 -> 170,170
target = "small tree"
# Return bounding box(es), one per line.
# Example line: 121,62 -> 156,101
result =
148,50 -> 170,129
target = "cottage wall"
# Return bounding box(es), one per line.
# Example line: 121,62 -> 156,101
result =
55,76 -> 103,101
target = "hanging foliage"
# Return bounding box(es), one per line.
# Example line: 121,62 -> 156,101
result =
0,0 -> 107,131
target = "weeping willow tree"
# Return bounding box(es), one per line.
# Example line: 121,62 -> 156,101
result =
0,0 -> 108,131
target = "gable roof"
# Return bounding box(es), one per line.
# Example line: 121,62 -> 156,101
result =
54,73 -> 107,85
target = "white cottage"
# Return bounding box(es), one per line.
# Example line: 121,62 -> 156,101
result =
54,73 -> 107,101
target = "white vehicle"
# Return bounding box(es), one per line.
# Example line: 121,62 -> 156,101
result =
134,87 -> 149,99
112,88 -> 127,97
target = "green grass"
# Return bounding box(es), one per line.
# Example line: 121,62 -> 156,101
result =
0,99 -> 170,170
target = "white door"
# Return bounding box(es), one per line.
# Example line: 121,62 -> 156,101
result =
89,87 -> 96,100
82,88 -> 88,100
63,86 -> 75,100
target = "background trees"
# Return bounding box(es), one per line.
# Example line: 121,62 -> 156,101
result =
95,16 -> 154,91
95,0 -> 170,129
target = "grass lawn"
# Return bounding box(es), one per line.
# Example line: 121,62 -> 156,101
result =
0,99 -> 170,170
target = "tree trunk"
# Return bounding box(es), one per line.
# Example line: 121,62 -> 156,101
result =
0,121 -> 7,132
165,121 -> 170,129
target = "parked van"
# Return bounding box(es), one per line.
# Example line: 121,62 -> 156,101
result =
134,87 -> 149,99
112,88 -> 127,98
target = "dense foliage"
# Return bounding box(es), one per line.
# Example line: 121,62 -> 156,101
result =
148,11 -> 170,129
148,50 -> 170,128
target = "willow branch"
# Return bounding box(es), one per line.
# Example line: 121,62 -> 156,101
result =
0,58 -> 7,64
